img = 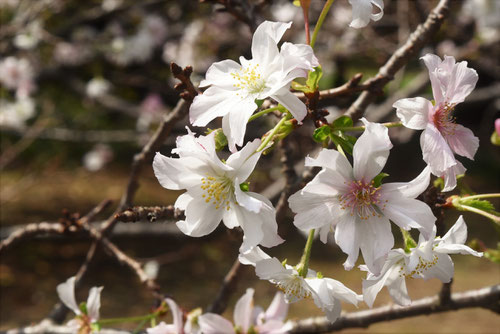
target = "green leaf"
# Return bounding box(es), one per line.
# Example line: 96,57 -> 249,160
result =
255,99 -> 264,108
373,172 -> 389,188
305,66 -> 323,92
312,125 -> 331,143
483,243 -> 500,264
79,302 -> 88,315
331,115 -> 353,129
460,198 -> 496,213
330,133 -> 354,155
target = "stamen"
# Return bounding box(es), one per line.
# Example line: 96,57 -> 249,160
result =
432,102 -> 457,136
338,180 -> 383,220
398,255 -> 439,278
231,64 -> 266,94
200,175 -> 233,210
277,276 -> 311,300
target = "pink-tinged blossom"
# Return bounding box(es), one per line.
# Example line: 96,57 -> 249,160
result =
153,129 -> 283,253
0,57 -> 35,97
239,247 -> 361,323
495,119 -> 500,136
198,288 -> 292,334
189,21 -> 318,152
393,54 -> 479,191
362,216 -> 482,307
56,276 -> 103,332
348,0 -> 384,29
288,119 -> 436,275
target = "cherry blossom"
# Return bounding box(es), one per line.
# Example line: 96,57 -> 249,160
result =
393,54 -> 479,191
189,20 -> 318,152
239,247 -> 360,323
147,298 -> 200,334
362,216 -> 483,307
288,119 -> 436,275
153,129 -> 283,253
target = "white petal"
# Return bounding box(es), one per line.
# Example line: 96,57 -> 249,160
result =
176,197 -> 224,237
153,152 -> 209,190
174,192 -> 192,211
250,193 -> 284,248
56,276 -> 81,315
234,183 -> 263,213
264,292 -> 288,322
441,161 -> 466,192
441,215 -> 467,245
349,0 -> 376,28
436,243 -> 483,257
353,118 -> 393,182
324,278 -> 360,306
271,88 -> 307,122
251,21 -> 291,66
198,313 -> 235,334
305,149 -> 353,185
255,258 -> 292,281
386,275 -> 411,306
189,86 -> 239,126
363,263 -> 401,308
445,58 -> 478,104
421,123 -> 457,174
222,98 -> 260,152
238,246 -> 271,266
381,196 -> 436,239
165,298 -> 183,333
279,42 -> 319,77
225,139 -> 261,181
370,0 -> 384,21
200,59 -> 242,88
289,190 -> 341,233
381,166 -> 431,199
233,288 -> 254,331
393,97 -> 432,130
444,124 -> 479,160
86,286 -> 103,321
231,205 -> 264,253
334,215 -> 360,271
357,216 -> 394,275
421,54 -> 445,105
420,253 -> 454,283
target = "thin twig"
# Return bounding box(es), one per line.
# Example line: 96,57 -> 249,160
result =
114,205 -> 183,223
345,0 -> 451,121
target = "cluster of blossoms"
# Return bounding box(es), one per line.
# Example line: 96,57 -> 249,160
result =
149,11 -> 483,328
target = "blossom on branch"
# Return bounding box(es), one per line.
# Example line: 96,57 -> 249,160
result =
153,129 -> 283,253
362,216 -> 483,307
189,20 -> 318,152
393,54 -> 479,191
348,0 -> 384,29
239,247 -> 360,323
288,119 -> 436,275
146,298 -> 200,334
56,276 -> 103,333
198,288 -> 292,334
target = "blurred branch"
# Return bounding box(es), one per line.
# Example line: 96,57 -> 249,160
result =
1,127 -> 143,143
207,257 -> 247,314
290,285 -> 500,333
114,205 -> 183,223
345,0 -> 451,121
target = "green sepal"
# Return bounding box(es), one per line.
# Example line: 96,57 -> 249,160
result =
330,132 -> 355,155
312,125 -> 331,143
281,259 -> 288,267
206,128 -> 228,151
373,173 -> 389,188
316,272 -> 324,279
433,177 -> 444,190
91,323 -> 102,332
239,182 -> 250,192
305,66 -> 323,92
79,302 -> 88,315
401,229 -> 417,253
255,99 -> 264,108
331,115 -> 353,129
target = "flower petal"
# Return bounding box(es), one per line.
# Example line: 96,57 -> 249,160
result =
198,313 -> 235,334
153,152 -> 209,190
441,215 -> 467,245
353,118 -> 393,182
251,21 -> 291,65
357,215 -> 394,275
421,123 -> 457,174
225,139 -> 261,182
445,57 -> 478,104
393,97 -> 432,130
56,276 -> 81,315
305,149 -> 353,185
349,0 -> 380,28
441,161 -> 466,192
176,197 -> 224,237
190,86 -> 240,126
381,166 -> 431,199
165,298 -> 183,333
419,253 -> 454,283
222,98 -> 260,152
263,292 -> 288,322
421,54 -> 446,105
86,286 -> 103,322
233,288 -> 255,331
444,124 -> 479,160
271,87 -> 307,123
289,190 -> 342,233
200,59 -> 242,88
238,246 -> 271,266
334,214 -> 360,271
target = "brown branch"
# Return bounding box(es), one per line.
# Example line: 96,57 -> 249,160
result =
207,257 -> 247,314
114,205 -> 183,223
295,73 -> 366,101
292,284 -> 500,333
290,285 -> 500,333
275,138 -> 298,223
344,0 -> 451,122
171,63 -> 198,102
0,222 -> 66,254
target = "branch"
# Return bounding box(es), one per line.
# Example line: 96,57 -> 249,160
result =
290,285 -> 500,333
207,257 -> 247,314
345,0 -> 451,121
114,205 -> 183,223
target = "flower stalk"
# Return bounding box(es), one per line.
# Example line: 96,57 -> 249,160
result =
248,106 -> 283,122
310,0 -> 335,48
336,121 -> 403,132
297,229 -> 315,278
257,112 -> 291,152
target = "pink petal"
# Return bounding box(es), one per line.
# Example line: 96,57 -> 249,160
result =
444,124 -> 479,160
393,97 -> 432,130
420,123 -> 457,174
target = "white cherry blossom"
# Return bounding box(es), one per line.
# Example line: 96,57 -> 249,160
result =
288,119 -> 436,275
393,54 -> 479,191
147,298 -> 199,334
0,56 -> 35,97
189,20 -> 318,152
56,276 -> 103,331
239,247 -> 360,323
198,288 -> 292,334
348,0 -> 384,29
153,129 -> 283,253
362,216 -> 483,307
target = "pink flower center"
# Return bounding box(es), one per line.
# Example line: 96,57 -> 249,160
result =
432,102 -> 456,136
339,180 -> 385,220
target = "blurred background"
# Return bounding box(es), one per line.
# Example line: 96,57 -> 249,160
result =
0,0 -> 499,332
